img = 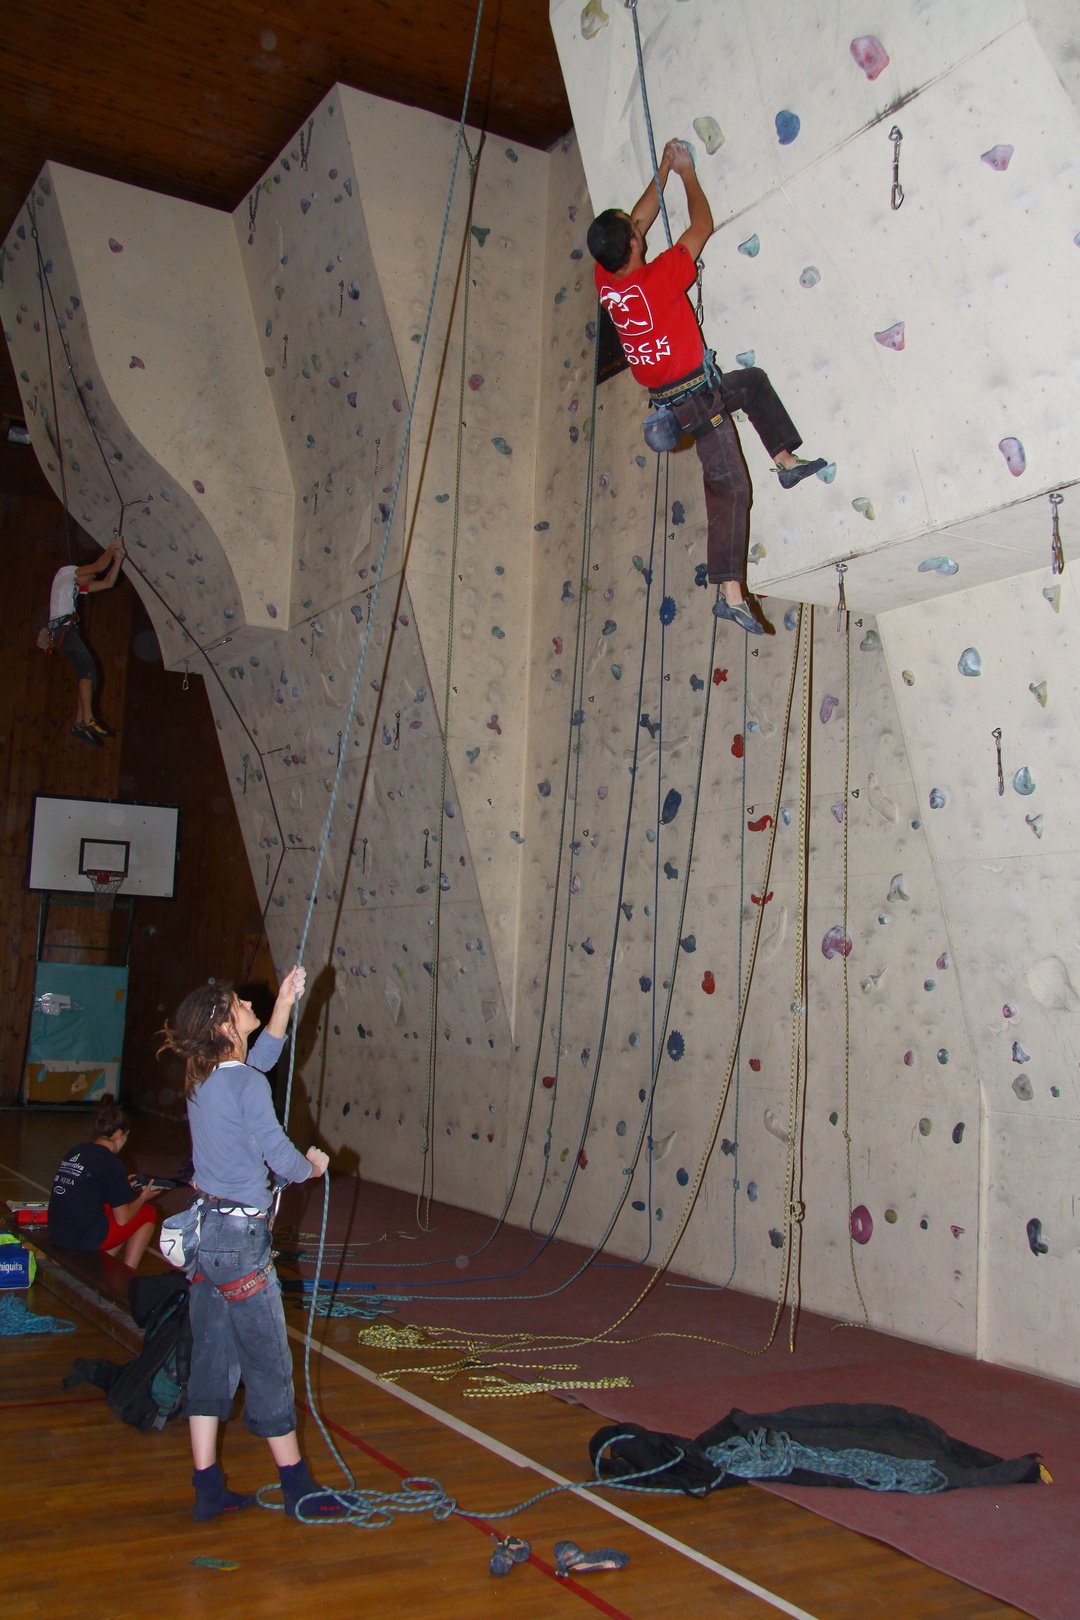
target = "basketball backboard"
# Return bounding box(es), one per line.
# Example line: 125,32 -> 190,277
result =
26,795 -> 180,899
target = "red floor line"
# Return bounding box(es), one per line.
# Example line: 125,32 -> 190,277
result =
298,1401 -> 635,1620
0,1395 -> 105,1411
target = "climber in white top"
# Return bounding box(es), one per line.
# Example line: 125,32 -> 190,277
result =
43,540 -> 125,746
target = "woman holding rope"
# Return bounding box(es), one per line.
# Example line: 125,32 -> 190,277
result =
159,967 -> 344,1523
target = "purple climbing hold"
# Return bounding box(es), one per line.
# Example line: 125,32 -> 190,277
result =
820,694 -> 839,723
1012,1041 -> 1030,1064
981,145 -> 1014,172
351,605 -> 363,624
468,374 -> 485,390
108,238 -> 123,253
266,603 -> 278,619
850,36 -> 889,80
999,437 -> 1026,476
192,479 -> 205,494
850,1205 -> 873,1245
129,355 -> 145,369
875,322 -> 905,351
831,803 -> 845,824
821,925 -> 853,960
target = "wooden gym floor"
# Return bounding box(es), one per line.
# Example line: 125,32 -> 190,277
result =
0,1119 -> 1032,1620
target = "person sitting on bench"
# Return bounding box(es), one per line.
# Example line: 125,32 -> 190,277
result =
48,1094 -> 163,1267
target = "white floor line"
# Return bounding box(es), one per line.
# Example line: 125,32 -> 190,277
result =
0,1161 -> 51,1195
287,1325 -> 821,1620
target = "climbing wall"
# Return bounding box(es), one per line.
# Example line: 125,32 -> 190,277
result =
4,31 -> 1080,1381
551,0 -> 1080,613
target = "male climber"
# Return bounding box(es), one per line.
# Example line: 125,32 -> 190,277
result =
42,539 -> 125,744
588,140 -> 826,634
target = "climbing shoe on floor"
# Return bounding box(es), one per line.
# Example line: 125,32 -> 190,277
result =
713,597 -> 764,634
489,1535 -> 531,1575
554,1540 -> 630,1577
192,1463 -> 258,1522
776,456 -> 827,489
278,1458 -> 348,1518
71,723 -> 102,746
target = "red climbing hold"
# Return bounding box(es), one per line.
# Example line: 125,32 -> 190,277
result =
731,734 -> 744,758
712,668 -> 728,685
751,891 -> 774,906
487,1133 -> 494,1143
749,1058 -> 762,1072
542,1075 -> 556,1089
578,1149 -> 588,1169
701,971 -> 715,994
747,814 -> 773,832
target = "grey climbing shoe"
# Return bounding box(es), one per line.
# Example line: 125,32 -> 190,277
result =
776,456 -> 827,489
713,598 -> 764,635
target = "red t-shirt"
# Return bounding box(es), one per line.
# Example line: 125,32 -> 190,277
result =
595,243 -> 704,390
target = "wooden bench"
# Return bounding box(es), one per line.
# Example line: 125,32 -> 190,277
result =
6,1215 -> 146,1352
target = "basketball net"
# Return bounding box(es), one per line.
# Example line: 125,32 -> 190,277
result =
86,870 -> 125,910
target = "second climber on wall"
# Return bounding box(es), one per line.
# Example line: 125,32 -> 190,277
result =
38,538 -> 126,744
587,140 -> 827,635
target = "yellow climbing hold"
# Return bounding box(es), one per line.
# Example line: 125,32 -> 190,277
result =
581,0 -> 609,40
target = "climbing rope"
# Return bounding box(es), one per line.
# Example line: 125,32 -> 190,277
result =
703,1430 -> 948,1494
627,0 -> 673,249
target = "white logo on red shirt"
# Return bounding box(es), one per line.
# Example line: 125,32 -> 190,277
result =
598,283 -> 654,336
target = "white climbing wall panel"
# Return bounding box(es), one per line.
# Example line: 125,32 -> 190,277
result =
551,0 -> 1080,612
4,40 -> 1080,1380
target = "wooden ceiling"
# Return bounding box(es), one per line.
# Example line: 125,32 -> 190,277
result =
1,0 -> 571,240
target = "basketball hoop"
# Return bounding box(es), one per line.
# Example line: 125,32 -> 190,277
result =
86,869 -> 126,909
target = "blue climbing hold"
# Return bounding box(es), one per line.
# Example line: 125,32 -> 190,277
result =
639,976 -> 652,992
695,564 -> 709,587
690,674 -> 704,691
659,596 -> 677,626
672,501 -> 685,525
1027,1217 -> 1048,1256
957,647 -> 981,677
632,1200 -> 646,1212
676,1168 -> 689,1187
736,350 -> 756,367
602,619 -> 617,635
738,235 -> 760,257
537,780 -> 551,797
666,1030 -> 685,1062
663,861 -> 679,881
661,788 -> 682,825
775,110 -> 801,144
747,1182 -> 758,1202
679,934 -> 696,953
1013,767 -> 1035,796
784,610 -> 797,631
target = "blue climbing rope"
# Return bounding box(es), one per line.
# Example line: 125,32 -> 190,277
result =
627,0 -> 673,249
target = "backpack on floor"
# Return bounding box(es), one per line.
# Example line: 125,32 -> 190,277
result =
64,1272 -> 191,1433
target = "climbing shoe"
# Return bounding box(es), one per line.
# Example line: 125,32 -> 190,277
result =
554,1540 -> 630,1577
85,718 -> 113,738
71,723 -> 102,746
713,598 -> 764,634
278,1458 -> 348,1518
776,456 -> 827,489
489,1535 -> 531,1575
191,1463 -> 257,1522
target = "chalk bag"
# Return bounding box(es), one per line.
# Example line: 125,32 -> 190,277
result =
642,405 -> 681,453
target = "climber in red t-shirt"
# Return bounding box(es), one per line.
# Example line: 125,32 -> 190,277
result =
589,140 -> 826,634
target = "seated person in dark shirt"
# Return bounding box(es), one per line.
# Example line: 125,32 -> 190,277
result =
48,1094 -> 163,1267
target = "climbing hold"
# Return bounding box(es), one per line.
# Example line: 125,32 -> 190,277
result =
738,235 -> 761,257
1012,1041 -> 1030,1064
1013,1074 -> 1034,1101
580,0 -> 609,39
918,556 -> 959,575
957,647 -> 982,677
469,375 -> 486,392
851,497 -> 876,520
918,1118 -> 932,1137
763,1108 -> 789,1143
554,287 -> 568,305
680,935 -> 696,954
663,861 -> 679,880
611,665 -> 622,679
747,1183 -> 758,1202
904,1050 -> 917,1067
509,831 -> 524,845
580,938 -> 595,956
937,953 -> 949,971
998,437 -> 1026,476
569,427 -> 579,444
1003,1003 -> 1020,1019
676,1168 -> 690,1187
799,266 -> 821,288
666,1030 -> 685,1062
108,238 -> 123,253
671,501 -> 685,526
578,1150 -> 589,1169
1029,681 -> 1048,707
820,694 -> 839,723
693,116 -> 725,154
1013,766 -> 1035,795
639,976 -> 652,992
466,747 -> 480,763
736,350 -> 755,368
860,628 -> 882,651
701,971 -> 715,994
929,788 -> 948,809
542,1075 -> 556,1090
491,437 -> 512,456
690,674 -> 704,691
731,734 -> 744,758
602,619 -> 617,636
470,226 -> 490,247
747,815 -> 773,832
769,1229 -> 785,1249
875,321 -> 905,351
266,604 -> 278,619
888,874 -> 909,902
817,462 -> 837,482
775,110 -> 800,145
884,1208 -> 898,1224
632,1200 -> 646,1212
850,1206 -> 873,1244
952,1122 -> 965,1144
1026,1217 -> 1048,1255
902,670 -> 915,686
537,781 -> 551,798
850,35 -> 890,79
1026,813 -> 1044,838
821,926 -> 853,959
661,788 -> 682,825
981,145 -> 1014,171
937,1049 -> 950,1065
1043,584 -> 1062,612
491,626 -> 505,639
630,1035 -> 641,1050
659,596 -> 677,626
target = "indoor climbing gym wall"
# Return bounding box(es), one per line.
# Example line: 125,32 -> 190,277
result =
3,0 -> 1080,1388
